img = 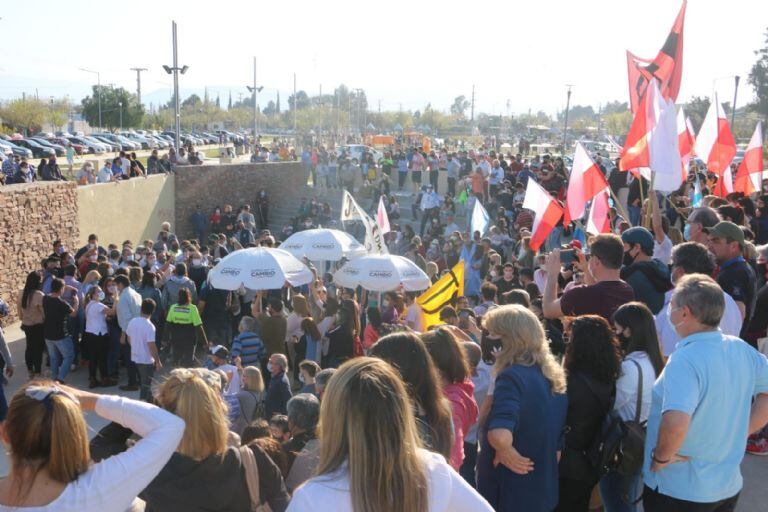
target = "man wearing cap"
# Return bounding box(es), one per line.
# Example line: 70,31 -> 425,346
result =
620,227 -> 672,314
707,221 -> 757,341
209,345 -> 240,394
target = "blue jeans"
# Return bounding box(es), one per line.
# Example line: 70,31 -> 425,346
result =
136,363 -> 155,402
599,469 -> 641,512
107,323 -> 122,376
45,337 -> 75,382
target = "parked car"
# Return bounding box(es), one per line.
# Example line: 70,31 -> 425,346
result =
120,132 -> 155,150
30,137 -> 66,157
14,139 -> 55,158
93,133 -> 139,151
67,136 -> 105,154
82,136 -> 115,153
148,135 -> 168,149
90,135 -> 121,152
49,137 -> 86,155
0,140 -> 34,158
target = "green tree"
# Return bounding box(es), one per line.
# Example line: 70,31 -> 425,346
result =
686,95 -> 711,132
450,95 -> 470,117
46,99 -> 70,131
288,90 -> 311,110
81,86 -> 145,129
182,94 -> 202,107
748,27 -> 768,126
0,97 -> 47,134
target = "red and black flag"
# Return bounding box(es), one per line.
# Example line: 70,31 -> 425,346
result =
626,1 -> 686,113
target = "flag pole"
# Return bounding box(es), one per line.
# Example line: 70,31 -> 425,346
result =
644,173 -> 656,229
607,187 -> 631,225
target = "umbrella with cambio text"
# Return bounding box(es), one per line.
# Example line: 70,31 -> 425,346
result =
207,247 -> 314,291
279,228 -> 367,261
333,254 -> 431,292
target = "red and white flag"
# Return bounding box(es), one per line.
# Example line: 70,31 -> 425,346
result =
677,108 -> 696,178
734,122 -> 764,195
522,178 -> 563,251
695,95 -> 736,194
586,188 -> 611,235
619,79 -> 682,192
564,142 -> 609,224
376,195 -> 391,235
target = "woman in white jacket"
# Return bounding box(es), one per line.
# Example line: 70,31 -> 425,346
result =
0,381 -> 184,511
600,302 -> 665,512
288,357 -> 492,512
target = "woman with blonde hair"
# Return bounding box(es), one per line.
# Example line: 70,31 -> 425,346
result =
289,357 -> 492,512
80,269 -> 102,298
234,365 -> 266,434
90,368 -> 288,511
476,305 -> 568,512
0,381 -> 184,510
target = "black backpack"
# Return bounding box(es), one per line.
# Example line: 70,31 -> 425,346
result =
584,360 -> 647,477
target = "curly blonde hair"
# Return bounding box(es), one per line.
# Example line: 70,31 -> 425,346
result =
483,305 -> 566,394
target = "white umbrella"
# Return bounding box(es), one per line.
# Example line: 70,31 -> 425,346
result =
208,247 -> 314,291
280,228 -> 367,261
333,254 -> 431,292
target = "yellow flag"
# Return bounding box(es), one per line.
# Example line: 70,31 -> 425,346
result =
416,261 -> 464,330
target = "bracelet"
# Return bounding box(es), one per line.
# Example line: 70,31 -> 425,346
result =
651,449 -> 670,465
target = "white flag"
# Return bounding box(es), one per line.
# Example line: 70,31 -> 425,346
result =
376,195 -> 391,234
470,199 -> 490,237
341,190 -> 388,254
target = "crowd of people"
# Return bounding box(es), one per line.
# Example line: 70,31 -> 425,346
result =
1,137 -> 768,511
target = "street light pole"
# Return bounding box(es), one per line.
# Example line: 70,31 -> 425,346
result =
246,57 -> 263,142
730,76 -> 740,131
562,84 -> 574,155
79,68 -> 102,129
118,102 -> 123,130
163,21 -> 188,151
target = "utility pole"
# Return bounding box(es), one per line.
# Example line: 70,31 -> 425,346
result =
293,73 -> 297,133
246,57 -> 263,139
130,67 -> 147,106
470,84 -> 475,125
562,84 -> 574,155
731,76 -> 740,131
378,99 -> 381,114
162,21 -> 190,149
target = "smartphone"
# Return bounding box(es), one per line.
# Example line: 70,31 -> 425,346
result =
560,249 -> 576,264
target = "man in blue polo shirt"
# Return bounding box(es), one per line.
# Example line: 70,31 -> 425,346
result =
643,274 -> 768,511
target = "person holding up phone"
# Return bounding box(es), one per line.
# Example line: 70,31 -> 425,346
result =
542,234 -> 635,322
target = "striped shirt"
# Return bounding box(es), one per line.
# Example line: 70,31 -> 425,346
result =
231,331 -> 266,365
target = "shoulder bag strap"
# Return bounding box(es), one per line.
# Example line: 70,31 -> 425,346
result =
629,359 -> 643,424
238,446 -> 261,509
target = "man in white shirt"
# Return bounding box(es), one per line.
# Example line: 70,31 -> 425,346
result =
124,299 -> 161,401
655,242 -> 742,356
97,161 -> 115,183
488,160 -> 505,197
209,345 -> 241,394
116,275 -> 143,391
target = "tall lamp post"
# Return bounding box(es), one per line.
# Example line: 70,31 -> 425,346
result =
562,84 -> 574,155
163,21 -> 188,150
246,56 -> 263,143
79,68 -> 101,129
118,102 -> 123,130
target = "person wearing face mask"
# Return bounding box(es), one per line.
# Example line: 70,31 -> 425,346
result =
83,285 -> 118,388
163,263 -> 198,307
655,242 -> 742,358
187,251 -> 209,290
683,206 -> 719,244
619,227 -> 671,315
642,274 -> 768,511
265,353 -> 292,418
543,234 -> 635,322
598,302 -> 665,511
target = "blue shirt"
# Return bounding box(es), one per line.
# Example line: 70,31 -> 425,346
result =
643,330 -> 768,502
477,364 -> 568,512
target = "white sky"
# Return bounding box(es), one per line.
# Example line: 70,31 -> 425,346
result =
0,0 -> 766,116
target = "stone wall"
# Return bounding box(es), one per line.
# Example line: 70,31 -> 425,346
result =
175,162 -> 306,239
77,174 -> 175,247
0,181 -> 79,325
